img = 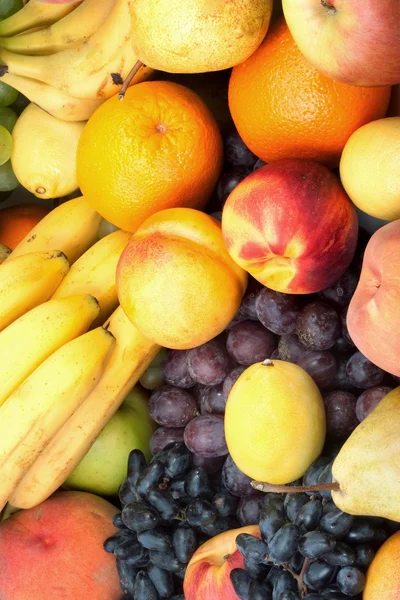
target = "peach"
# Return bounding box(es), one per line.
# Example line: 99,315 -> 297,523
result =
347,220 -> 400,376
116,207 -> 248,349
364,531 -> 400,599
222,158 -> 358,294
0,491 -> 121,600
183,525 -> 260,600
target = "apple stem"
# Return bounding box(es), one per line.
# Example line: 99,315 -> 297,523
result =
251,480 -> 341,494
118,60 -> 144,100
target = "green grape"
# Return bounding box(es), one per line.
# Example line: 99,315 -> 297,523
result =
0,160 -> 18,192
139,366 -> 165,390
0,0 -> 23,20
10,93 -> 29,116
0,83 -> 19,108
0,107 -> 18,133
0,125 -> 12,166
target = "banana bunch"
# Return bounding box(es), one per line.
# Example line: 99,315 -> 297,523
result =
0,0 -> 153,121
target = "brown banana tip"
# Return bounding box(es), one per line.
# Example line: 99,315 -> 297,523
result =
0,66 -> 8,77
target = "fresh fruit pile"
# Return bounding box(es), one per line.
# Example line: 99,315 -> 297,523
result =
0,1 -> 399,600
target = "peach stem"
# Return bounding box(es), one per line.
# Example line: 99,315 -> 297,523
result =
118,60 -> 144,100
251,481 -> 341,493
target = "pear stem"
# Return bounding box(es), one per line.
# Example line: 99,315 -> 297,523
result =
251,480 -> 341,494
118,60 -> 144,100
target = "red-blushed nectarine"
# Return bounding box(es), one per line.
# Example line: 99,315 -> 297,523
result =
347,220 -> 400,376
221,159 -> 358,294
184,525 -> 259,600
0,491 -> 121,600
364,531 -> 400,599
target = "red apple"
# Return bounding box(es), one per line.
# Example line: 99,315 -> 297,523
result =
0,491 -> 121,600
282,0 -> 400,87
221,158 -> 358,294
183,525 -> 259,600
347,219 -> 400,376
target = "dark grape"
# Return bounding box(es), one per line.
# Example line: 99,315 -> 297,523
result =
133,570 -> 160,600
262,492 -> 286,514
356,386 -> 393,422
299,530 -> 336,559
137,528 -> 172,553
213,489 -> 238,517
296,301 -> 341,351
236,533 -> 269,564
116,558 -> 137,596
374,527 -> 389,545
162,350 -> 195,388
191,453 -> 225,474
340,307 -> 355,346
146,489 -> 180,521
216,166 -> 253,206
122,502 -> 161,532
323,542 -> 355,567
249,579 -> 273,600
323,390 -> 358,437
284,493 -> 309,523
149,386 -> 198,428
320,508 -> 354,538
329,352 -> 356,392
272,570 -> 298,600
319,270 -> 358,309
316,462 -> 335,498
149,551 -> 186,575
198,383 -> 226,415
344,520 -> 376,544
186,499 -> 217,527
187,339 -> 231,385
333,335 -> 354,354
184,467 -> 210,498
345,352 -> 385,389
253,158 -> 266,171
172,524 -> 197,564
169,478 -> 187,501
222,365 -> 246,400
236,493 -> 263,525
278,334 -> 306,363
148,563 -> 175,598
297,350 -> 337,388
112,513 -> 125,529
226,320 -> 276,365
150,427 -> 185,455
115,539 -> 147,565
354,544 -> 375,570
238,277 -> 263,320
164,442 -> 192,479
184,414 -> 228,458
104,529 -> 134,553
336,566 -> 366,596
222,455 -> 253,497
302,456 -> 333,493
259,503 -> 286,543
126,449 -> 147,492
230,568 -> 252,600
225,130 -> 257,167
119,479 -> 139,505
200,516 -> 239,537
303,561 -> 337,591
256,288 -> 302,335
136,461 -> 166,498
295,498 -> 323,530
268,524 -> 300,564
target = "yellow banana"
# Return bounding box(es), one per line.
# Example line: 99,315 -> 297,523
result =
0,244 -> 10,264
0,326 -> 115,512
0,73 -> 105,122
11,307 -> 159,509
52,229 -> 132,327
0,0 -> 117,55
0,0 -> 153,100
0,250 -> 69,331
0,0 -> 81,37
7,196 -> 102,264
0,294 -> 100,408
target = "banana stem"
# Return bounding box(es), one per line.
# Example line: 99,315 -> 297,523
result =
118,59 -> 144,100
0,66 -> 7,77
251,481 -> 341,493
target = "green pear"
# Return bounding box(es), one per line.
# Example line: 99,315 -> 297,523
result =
129,0 -> 273,74
64,386 -> 157,497
330,387 -> 400,521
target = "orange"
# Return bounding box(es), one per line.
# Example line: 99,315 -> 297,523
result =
76,81 -> 223,232
0,204 -> 50,250
228,18 -> 392,167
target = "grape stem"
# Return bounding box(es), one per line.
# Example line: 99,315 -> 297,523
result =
282,557 -> 313,598
251,481 -> 341,493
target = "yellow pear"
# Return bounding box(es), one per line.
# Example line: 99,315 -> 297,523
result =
11,103 -> 84,199
129,0 -> 273,73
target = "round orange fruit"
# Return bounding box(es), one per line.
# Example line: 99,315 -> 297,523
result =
76,81 -> 224,232
228,18 -> 391,167
0,203 -> 50,250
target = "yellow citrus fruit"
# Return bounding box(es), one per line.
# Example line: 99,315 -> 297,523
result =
76,80 -> 223,232
340,117 -> 400,221
224,359 -> 326,484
